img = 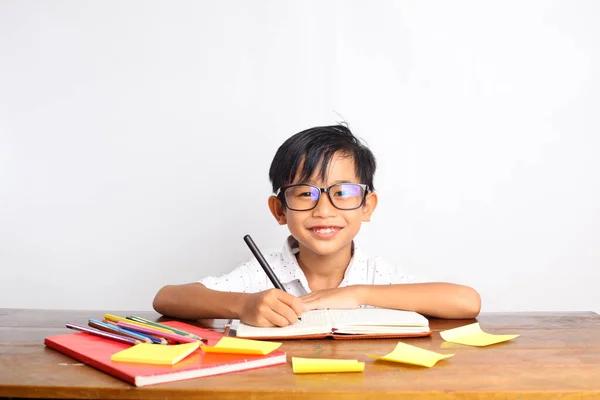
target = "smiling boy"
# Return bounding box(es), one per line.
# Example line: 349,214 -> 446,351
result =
153,125 -> 481,326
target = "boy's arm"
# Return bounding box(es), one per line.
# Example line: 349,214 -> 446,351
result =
153,283 -> 306,326
153,283 -> 246,320
301,283 -> 481,319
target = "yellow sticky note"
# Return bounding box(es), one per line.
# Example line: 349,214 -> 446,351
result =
111,342 -> 200,365
292,357 -> 365,374
440,322 -> 519,347
201,337 -> 282,355
367,342 -> 453,368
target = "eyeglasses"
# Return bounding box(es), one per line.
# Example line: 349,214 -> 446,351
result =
275,183 -> 370,211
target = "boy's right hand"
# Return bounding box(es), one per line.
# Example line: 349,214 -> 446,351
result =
240,289 -> 306,327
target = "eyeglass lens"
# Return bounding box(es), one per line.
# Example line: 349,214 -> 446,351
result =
284,184 -> 365,210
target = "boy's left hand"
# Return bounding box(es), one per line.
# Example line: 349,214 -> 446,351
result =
300,286 -> 362,310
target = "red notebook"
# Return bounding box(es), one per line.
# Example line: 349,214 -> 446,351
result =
44,321 -> 286,387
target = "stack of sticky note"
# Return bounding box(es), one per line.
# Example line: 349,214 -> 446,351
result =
112,342 -> 201,365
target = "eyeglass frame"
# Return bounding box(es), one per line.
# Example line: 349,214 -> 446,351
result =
275,183 -> 371,211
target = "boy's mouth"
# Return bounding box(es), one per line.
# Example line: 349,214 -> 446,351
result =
309,226 -> 342,238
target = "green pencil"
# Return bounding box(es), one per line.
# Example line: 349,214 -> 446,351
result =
127,315 -> 206,342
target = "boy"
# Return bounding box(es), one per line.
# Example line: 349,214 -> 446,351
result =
153,125 -> 481,326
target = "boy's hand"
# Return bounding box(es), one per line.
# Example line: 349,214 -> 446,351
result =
240,289 -> 306,327
300,286 -> 362,310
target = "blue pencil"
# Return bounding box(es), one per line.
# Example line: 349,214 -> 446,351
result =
119,327 -> 168,345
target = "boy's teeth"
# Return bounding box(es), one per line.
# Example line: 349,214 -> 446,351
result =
314,227 -> 335,233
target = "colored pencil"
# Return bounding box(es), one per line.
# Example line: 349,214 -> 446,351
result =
88,319 -> 152,344
127,315 -> 207,342
101,319 -> 167,345
117,321 -> 198,344
66,322 -> 140,345
130,331 -> 168,345
103,314 -> 173,333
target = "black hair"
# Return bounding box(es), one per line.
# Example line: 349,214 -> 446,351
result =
268,124 -> 377,194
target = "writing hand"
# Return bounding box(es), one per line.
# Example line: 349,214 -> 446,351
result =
241,289 -> 306,327
300,286 -> 362,310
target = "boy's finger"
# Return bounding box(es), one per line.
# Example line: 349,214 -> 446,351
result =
275,290 -> 304,305
291,297 -> 309,314
276,291 -> 308,315
263,309 -> 292,327
269,298 -> 300,324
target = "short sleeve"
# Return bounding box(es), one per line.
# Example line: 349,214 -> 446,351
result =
371,257 -> 429,284
198,261 -> 268,293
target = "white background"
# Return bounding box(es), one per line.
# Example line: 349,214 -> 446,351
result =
1,1 -> 598,313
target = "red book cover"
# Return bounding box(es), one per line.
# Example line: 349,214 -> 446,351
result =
44,321 -> 286,387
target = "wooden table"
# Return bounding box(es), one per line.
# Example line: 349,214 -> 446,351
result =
1,309 -> 599,399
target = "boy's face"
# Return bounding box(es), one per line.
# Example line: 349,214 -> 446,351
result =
269,152 -> 378,259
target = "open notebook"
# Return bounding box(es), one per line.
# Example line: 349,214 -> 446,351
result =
236,308 -> 431,340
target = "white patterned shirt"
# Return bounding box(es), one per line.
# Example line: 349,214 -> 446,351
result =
199,236 -> 427,296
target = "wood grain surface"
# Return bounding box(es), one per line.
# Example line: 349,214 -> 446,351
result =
1,309 -> 599,399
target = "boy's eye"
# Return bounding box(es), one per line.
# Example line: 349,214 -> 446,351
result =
333,184 -> 362,198
287,186 -> 319,200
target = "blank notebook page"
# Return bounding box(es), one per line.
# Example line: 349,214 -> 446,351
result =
329,309 -> 429,328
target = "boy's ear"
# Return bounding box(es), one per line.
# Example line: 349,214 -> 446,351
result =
361,192 -> 378,222
268,195 -> 287,225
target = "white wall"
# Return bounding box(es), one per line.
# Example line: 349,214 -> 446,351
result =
1,0 -> 598,313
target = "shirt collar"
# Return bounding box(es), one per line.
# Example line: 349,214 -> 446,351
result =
273,236 -> 367,291
340,243 -> 367,286
274,236 -> 309,288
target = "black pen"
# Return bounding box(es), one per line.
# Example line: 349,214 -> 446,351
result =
244,234 -> 287,290
243,234 -> 302,321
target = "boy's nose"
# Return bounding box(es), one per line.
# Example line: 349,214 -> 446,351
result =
311,193 -> 337,217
